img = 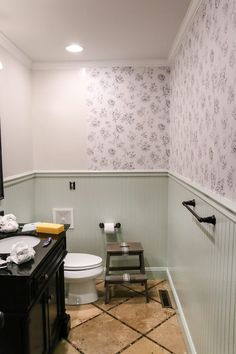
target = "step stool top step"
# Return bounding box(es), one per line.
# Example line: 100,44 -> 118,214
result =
106,242 -> 144,253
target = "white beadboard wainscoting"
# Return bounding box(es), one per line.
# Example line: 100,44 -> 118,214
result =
168,174 -> 236,354
0,172 -> 35,221
33,171 -> 168,268
2,170 -> 236,354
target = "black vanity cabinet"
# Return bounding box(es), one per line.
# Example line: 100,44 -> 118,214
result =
0,230 -> 70,354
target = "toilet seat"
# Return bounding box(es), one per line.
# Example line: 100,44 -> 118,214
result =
64,253 -> 103,271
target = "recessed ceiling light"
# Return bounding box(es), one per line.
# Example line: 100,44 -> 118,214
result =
65,44 -> 83,53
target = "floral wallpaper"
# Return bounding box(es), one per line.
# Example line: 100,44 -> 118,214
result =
170,0 -> 236,201
85,66 -> 170,170
84,0 -> 236,201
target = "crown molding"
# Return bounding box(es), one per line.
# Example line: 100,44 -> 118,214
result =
32,59 -> 169,71
0,32 -> 32,69
168,0 -> 203,64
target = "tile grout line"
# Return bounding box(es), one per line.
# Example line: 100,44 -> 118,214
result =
67,301 -> 144,354
121,279 -> 175,307
115,336 -> 146,354
65,281 -> 178,354
121,278 -> 167,294
95,299 -> 177,353
143,313 -> 177,354
115,312 -> 177,354
99,283 -> 175,310
68,310 -> 104,330
98,308 -> 145,337
64,338 -> 85,354
145,312 -> 177,336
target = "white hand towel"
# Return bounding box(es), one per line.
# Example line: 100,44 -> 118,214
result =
0,214 -> 19,233
7,242 -> 35,265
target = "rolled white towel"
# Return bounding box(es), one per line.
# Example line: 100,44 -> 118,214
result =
7,242 -> 35,265
0,214 -> 19,233
3,214 -> 17,222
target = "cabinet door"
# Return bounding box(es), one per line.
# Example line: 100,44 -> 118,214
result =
0,313 -> 25,354
46,270 -> 62,351
28,294 -> 46,354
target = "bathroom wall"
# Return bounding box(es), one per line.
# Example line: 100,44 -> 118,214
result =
1,176 -> 35,221
0,44 -> 33,178
169,0 -> 236,203
168,0 -> 236,353
34,172 -> 168,267
31,66 -> 171,268
0,43 -> 34,218
32,66 -> 170,171
32,69 -> 88,170
168,175 -> 236,354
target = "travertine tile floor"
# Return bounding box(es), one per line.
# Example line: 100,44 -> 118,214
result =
53,279 -> 188,354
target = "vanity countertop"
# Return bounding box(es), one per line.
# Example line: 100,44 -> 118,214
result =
0,224 -> 69,277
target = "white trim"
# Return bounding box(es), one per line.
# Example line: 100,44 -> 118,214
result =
34,170 -> 168,178
168,0 -> 203,64
0,32 -> 32,69
4,171 -> 35,187
169,172 -> 236,221
167,269 -> 197,354
145,267 -> 167,272
3,169 -> 236,217
32,59 -> 169,71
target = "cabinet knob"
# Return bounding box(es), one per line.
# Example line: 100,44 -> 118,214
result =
47,294 -> 53,303
40,273 -> 49,283
0,311 -> 4,329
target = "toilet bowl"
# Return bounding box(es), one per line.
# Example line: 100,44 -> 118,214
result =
64,253 -> 103,305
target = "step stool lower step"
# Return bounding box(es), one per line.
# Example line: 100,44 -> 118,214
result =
105,273 -> 147,283
105,273 -> 149,304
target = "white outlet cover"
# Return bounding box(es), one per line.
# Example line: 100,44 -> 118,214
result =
52,208 -> 74,229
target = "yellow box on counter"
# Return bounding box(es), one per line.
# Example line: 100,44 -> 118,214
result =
36,223 -> 64,235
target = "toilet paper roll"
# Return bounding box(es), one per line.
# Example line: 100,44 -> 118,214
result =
104,223 -> 115,234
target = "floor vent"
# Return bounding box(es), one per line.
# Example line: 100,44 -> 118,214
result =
159,289 -> 172,308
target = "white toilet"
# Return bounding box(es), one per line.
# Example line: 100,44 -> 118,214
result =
64,253 -> 103,305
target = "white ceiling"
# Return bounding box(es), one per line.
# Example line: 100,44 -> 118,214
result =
0,0 -> 191,63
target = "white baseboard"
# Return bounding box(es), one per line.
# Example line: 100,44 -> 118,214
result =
145,266 -> 167,272
167,269 -> 197,354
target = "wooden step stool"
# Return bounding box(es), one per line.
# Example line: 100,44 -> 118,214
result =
105,242 -> 149,303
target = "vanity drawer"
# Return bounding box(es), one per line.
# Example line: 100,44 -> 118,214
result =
32,238 -> 67,298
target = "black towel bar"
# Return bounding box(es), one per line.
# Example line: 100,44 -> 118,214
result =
182,199 -> 216,225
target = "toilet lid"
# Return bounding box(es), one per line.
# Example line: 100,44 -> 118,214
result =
64,253 -> 103,270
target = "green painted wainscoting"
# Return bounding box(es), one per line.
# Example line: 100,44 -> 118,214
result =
34,172 -> 168,269
168,174 -> 236,354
